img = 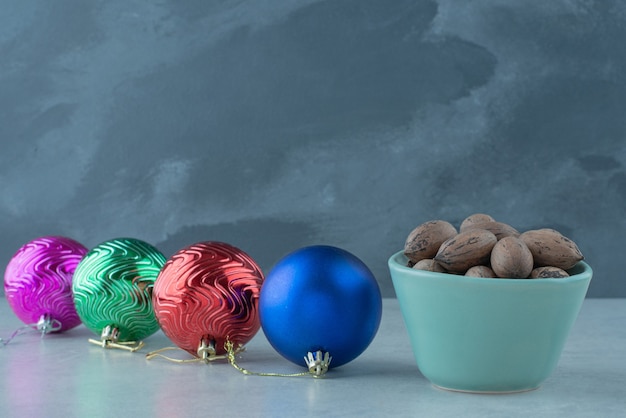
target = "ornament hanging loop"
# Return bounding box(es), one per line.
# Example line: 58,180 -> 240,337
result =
197,338 -> 217,363
305,351 -> 332,378
88,325 -> 145,352
36,314 -> 62,335
1,314 -> 63,346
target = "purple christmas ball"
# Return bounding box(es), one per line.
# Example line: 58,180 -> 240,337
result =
4,236 -> 88,332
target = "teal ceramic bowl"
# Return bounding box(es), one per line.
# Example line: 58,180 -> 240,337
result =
388,251 -> 592,393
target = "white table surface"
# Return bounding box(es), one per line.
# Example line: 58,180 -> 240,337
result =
1,298 -> 625,418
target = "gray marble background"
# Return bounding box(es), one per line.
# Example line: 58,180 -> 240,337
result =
1,0 -> 624,297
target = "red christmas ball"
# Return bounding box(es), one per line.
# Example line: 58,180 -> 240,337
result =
153,242 -> 264,358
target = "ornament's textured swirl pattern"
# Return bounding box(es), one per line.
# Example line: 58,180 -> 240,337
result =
72,238 -> 166,341
4,236 -> 87,331
153,241 -> 264,356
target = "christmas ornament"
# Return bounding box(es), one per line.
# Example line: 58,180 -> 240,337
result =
3,236 -> 87,340
259,245 -> 382,370
151,241 -> 264,361
72,238 -> 166,351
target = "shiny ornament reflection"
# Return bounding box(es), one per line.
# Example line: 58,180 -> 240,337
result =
153,241 -> 264,358
4,236 -> 87,333
259,245 -> 382,368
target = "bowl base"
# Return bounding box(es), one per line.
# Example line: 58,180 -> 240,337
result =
432,383 -> 541,395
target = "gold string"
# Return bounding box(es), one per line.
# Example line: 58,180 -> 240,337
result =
145,344 -> 244,363
145,346 -> 230,363
224,340 -> 330,378
88,325 -> 144,352
88,338 -> 145,352
146,347 -> 206,363
145,339 -> 331,378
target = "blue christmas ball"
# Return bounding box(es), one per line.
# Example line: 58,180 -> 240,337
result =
259,245 -> 382,368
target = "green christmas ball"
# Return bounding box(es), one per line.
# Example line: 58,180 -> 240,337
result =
72,238 -> 166,342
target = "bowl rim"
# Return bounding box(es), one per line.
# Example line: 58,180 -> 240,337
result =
388,250 -> 592,284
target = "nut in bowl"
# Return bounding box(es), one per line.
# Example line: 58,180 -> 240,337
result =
388,251 -> 592,393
